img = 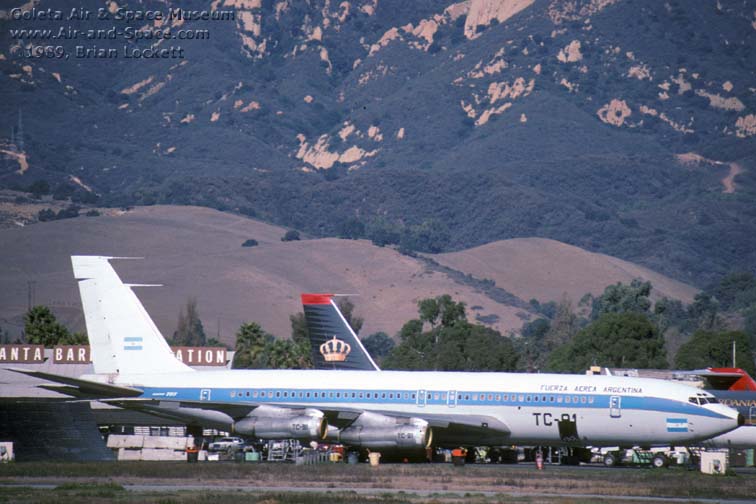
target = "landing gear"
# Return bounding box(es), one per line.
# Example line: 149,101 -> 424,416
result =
603,452 -> 619,467
652,453 -> 669,469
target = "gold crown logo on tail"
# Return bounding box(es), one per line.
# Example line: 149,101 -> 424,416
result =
320,336 -> 351,362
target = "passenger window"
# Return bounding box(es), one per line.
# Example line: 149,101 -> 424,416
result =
495,394 -> 501,401
565,396 -> 571,403
526,395 -> 531,402
253,391 -> 258,398
473,394 -> 478,401
588,396 -> 594,404
433,393 -> 439,400
581,396 -> 586,403
488,394 -> 493,401
557,396 -> 563,403
518,395 -> 524,402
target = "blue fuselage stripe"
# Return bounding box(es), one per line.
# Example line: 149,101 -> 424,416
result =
137,386 -> 727,419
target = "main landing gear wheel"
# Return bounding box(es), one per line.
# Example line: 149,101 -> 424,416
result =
652,453 -> 669,468
603,453 -> 618,467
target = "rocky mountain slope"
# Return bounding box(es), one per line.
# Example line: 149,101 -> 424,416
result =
1,0 -> 754,286
0,205 -> 699,345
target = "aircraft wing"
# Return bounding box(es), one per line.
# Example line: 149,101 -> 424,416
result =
7,368 -> 143,398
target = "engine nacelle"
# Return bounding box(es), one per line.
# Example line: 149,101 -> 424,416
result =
338,423 -> 433,449
235,413 -> 327,440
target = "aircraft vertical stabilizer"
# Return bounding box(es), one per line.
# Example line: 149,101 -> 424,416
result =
71,256 -> 193,375
301,293 -> 380,371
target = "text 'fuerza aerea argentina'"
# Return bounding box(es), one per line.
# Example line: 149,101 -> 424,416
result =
539,384 -> 643,394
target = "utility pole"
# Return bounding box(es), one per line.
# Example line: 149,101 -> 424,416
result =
27,280 -> 36,311
732,340 -> 737,368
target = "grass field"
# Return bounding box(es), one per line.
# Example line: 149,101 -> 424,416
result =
1,462 -> 754,503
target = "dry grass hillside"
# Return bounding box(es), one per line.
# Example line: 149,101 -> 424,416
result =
0,206 -> 525,344
0,207 -> 697,345
432,238 -> 699,305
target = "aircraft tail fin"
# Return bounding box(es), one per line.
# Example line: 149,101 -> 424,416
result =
71,256 -> 193,375
301,294 -> 380,371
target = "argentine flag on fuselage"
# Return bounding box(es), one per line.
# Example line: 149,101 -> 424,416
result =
666,417 -> 689,432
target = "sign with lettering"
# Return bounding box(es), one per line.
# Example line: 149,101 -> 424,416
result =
53,345 -> 91,363
171,347 -> 227,366
0,345 -> 45,363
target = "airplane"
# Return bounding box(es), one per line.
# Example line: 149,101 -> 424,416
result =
304,293 -> 756,451
10,256 -> 744,453
677,368 -> 756,449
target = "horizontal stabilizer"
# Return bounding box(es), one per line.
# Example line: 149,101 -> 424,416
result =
8,368 -> 143,398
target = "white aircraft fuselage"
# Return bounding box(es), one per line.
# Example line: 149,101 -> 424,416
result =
91,368 -> 741,447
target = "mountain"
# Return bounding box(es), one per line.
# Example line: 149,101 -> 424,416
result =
1,0 -> 754,286
0,205 -> 698,345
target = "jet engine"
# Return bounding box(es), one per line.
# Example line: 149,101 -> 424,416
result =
334,412 -> 433,449
234,406 -> 327,440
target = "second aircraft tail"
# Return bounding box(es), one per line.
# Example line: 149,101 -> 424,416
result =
301,294 -> 380,371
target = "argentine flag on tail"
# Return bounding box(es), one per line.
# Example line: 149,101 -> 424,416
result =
666,417 -> 689,432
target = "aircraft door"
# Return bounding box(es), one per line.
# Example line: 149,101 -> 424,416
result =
416,390 -> 427,408
200,389 -> 212,401
750,406 -> 755,425
447,390 -> 457,408
609,395 -> 621,418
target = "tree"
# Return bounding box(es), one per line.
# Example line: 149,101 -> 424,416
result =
711,272 -> 756,311
289,312 -> 309,344
172,298 -> 207,347
338,218 -> 365,239
687,292 -> 720,331
282,230 -> 300,241
383,295 -> 519,372
232,322 -> 273,368
590,279 -> 652,320
674,330 -> 755,377
27,179 -> 50,198
361,332 -> 395,361
24,306 -> 85,346
418,295 -> 466,328
547,312 -> 668,372
543,296 -> 580,351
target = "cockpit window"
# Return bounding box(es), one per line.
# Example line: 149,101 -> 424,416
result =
689,397 -> 700,405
